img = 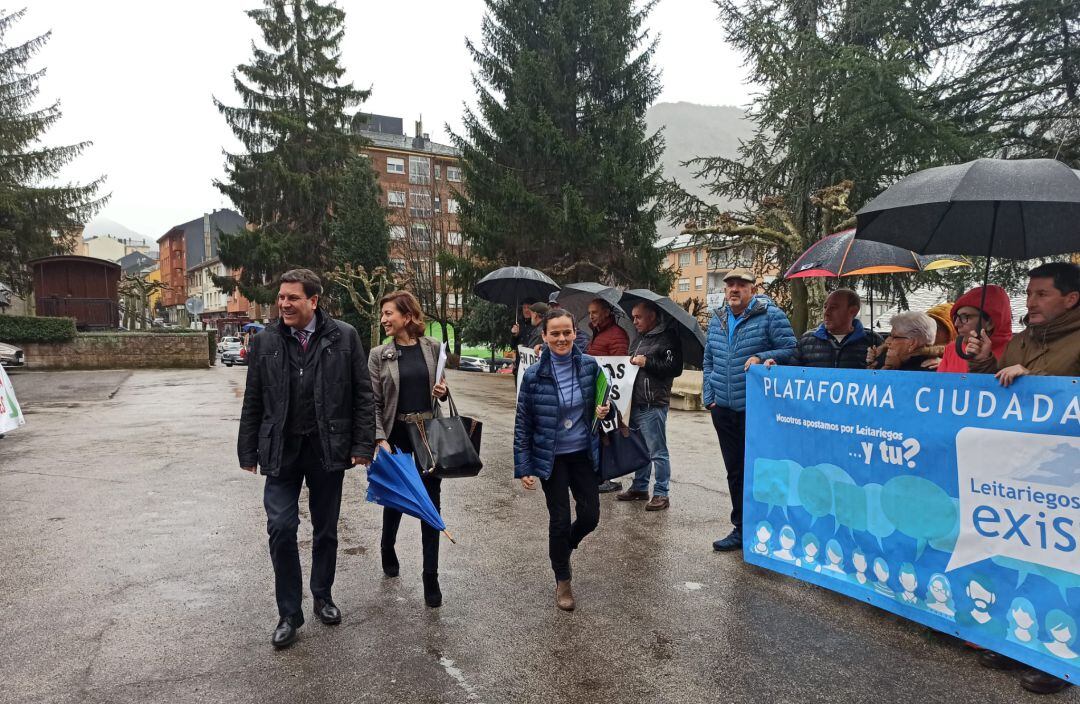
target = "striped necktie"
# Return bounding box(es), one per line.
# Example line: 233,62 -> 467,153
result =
295,329 -> 310,351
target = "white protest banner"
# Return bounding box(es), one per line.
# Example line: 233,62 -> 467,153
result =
0,365 -> 25,434
515,346 -> 638,429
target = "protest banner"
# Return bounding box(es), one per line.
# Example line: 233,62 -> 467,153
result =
516,346 -> 638,430
744,365 -> 1080,680
0,365 -> 25,434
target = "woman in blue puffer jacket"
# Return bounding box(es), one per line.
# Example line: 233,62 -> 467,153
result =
514,309 -> 610,612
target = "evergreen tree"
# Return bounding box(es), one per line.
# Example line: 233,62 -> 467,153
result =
0,9 -> 105,295
326,154 -> 391,336
664,0 -> 980,332
213,0 -> 372,303
454,0 -> 668,290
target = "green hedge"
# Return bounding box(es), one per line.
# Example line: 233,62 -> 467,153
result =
0,315 -> 77,343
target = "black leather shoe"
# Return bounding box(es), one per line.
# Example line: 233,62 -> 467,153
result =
313,598 -> 341,625
382,547 -> 400,578
977,650 -> 1020,670
423,572 -> 442,608
712,531 -> 743,552
1021,669 -> 1071,695
598,480 -> 622,494
271,616 -> 301,649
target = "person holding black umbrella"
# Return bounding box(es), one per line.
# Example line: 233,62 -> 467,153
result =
238,269 -> 375,649
514,309 -> 610,611
369,290 -> 449,608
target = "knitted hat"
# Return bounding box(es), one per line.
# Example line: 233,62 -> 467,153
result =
926,302 -> 957,342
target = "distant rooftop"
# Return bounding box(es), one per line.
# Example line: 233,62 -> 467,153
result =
355,113 -> 459,158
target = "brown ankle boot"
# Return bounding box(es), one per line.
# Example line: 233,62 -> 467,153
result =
555,580 -> 575,611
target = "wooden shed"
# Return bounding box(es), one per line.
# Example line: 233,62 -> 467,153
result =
30,255 -> 121,330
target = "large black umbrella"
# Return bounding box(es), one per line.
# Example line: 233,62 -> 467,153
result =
473,266 -> 559,309
855,158 -> 1080,258
556,282 -> 635,345
855,157 -> 1080,356
618,288 -> 706,368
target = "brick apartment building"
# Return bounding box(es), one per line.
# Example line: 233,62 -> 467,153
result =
157,209 -> 247,325
356,114 -> 466,321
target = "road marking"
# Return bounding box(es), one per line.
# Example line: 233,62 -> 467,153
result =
438,656 -> 483,702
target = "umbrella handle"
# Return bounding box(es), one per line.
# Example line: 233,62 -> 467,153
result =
442,529 -> 456,544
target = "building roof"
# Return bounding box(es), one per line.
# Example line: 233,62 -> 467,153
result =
29,254 -> 122,271
357,129 -> 460,158
118,251 -> 156,274
157,209 -> 246,267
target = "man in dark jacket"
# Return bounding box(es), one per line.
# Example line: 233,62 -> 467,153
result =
770,289 -> 882,369
616,301 -> 683,511
238,269 -> 375,649
586,298 -> 631,493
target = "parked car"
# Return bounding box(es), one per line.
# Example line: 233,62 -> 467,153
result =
457,356 -> 490,373
493,357 -> 515,374
218,336 -> 242,354
0,342 -> 24,368
221,345 -> 248,367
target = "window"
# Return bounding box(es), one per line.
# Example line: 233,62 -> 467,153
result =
409,156 -> 431,185
411,223 -> 431,246
435,262 -> 442,275
447,198 -> 460,214
678,252 -> 691,267
434,165 -> 441,179
409,191 -> 432,218
434,196 -> 441,213
388,190 -> 406,208
695,249 -> 704,265
389,225 -> 406,241
390,258 -> 405,272
447,231 -> 462,246
678,278 -> 690,292
695,276 -> 704,289
386,157 -> 405,174
447,166 -> 462,182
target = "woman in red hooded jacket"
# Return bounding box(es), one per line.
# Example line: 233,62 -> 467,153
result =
937,285 -> 1013,374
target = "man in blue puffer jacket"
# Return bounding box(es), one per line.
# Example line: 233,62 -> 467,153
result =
704,268 -> 797,552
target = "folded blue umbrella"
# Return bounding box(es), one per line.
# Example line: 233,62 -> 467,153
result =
366,449 -> 453,541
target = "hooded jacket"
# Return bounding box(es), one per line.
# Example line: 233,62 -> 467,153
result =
629,318 -> 683,407
703,295 -> 797,412
970,304 -> 1080,377
938,286 -> 1013,374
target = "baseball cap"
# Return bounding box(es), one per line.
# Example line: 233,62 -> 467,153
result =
723,267 -> 756,283
529,302 -> 550,315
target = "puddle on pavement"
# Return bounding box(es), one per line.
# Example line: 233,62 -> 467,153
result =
344,546 -> 366,555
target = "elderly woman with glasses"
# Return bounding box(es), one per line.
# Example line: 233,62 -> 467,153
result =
866,311 -> 939,371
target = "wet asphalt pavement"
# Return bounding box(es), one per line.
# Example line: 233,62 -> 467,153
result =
1,366 -> 1075,704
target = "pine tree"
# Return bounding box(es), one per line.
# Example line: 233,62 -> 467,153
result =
454,0 -> 668,290
0,9 -> 105,295
214,0 -> 372,303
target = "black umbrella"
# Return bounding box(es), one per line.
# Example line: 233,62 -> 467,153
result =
556,282 -> 635,345
473,266 -> 559,310
618,288 -> 706,368
855,157 -> 1080,356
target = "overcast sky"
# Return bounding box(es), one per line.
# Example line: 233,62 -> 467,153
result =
27,0 -> 751,241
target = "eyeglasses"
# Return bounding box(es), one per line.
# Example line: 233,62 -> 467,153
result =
953,313 -> 985,325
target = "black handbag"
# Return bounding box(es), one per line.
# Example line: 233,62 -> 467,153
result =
598,407 -> 651,481
406,391 -> 484,478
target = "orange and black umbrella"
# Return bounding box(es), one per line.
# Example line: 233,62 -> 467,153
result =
785,229 -> 968,279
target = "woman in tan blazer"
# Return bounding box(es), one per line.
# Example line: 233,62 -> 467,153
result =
368,290 -> 448,607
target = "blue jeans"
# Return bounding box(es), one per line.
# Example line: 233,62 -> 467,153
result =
630,405 -> 671,496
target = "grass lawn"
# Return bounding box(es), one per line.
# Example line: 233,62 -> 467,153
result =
424,321 -> 500,358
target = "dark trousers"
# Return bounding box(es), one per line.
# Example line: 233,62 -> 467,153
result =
263,434 -> 344,621
381,422 -> 442,574
381,474 -> 442,574
710,406 -> 747,533
540,451 -> 600,581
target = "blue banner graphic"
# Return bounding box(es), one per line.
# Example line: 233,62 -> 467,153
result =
744,365 -> 1080,680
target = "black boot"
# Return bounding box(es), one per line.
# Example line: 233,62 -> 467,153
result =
381,546 -> 399,578
423,571 -> 442,608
